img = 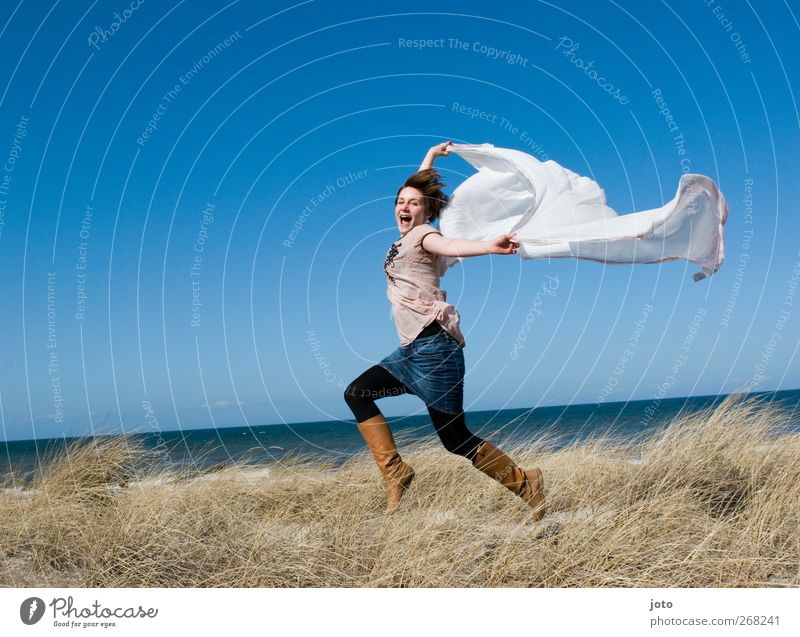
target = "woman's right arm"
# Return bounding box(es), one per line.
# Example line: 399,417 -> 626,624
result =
419,141 -> 453,170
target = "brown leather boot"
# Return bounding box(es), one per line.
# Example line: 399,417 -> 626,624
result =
472,440 -> 545,521
356,414 -> 415,514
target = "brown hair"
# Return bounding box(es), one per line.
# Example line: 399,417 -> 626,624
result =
395,168 -> 449,223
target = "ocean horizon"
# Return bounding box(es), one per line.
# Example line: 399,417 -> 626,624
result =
3,388 -> 800,480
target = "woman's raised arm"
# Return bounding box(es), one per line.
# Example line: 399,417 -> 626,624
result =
419,141 -> 453,170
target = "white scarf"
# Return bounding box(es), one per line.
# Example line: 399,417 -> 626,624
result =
440,143 -> 728,282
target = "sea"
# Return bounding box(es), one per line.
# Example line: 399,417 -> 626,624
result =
3,389 -> 800,480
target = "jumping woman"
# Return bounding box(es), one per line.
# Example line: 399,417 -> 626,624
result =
344,141 -> 545,520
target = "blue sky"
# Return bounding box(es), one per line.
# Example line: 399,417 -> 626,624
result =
0,0 -> 798,441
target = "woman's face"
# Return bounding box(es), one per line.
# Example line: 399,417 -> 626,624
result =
395,186 -> 427,235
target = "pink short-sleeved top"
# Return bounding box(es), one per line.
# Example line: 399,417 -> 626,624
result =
383,223 -> 465,347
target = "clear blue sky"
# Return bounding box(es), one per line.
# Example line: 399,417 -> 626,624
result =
1,0 -> 798,441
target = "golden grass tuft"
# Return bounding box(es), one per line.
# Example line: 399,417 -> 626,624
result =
1,393 -> 798,587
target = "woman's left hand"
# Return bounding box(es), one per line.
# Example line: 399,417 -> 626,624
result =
429,141 -> 453,158
489,233 -> 520,255
420,141 -> 453,170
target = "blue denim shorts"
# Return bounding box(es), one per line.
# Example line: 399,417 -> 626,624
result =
378,329 -> 465,414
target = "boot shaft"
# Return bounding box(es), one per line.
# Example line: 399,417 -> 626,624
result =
472,440 -> 546,521
356,414 -> 415,514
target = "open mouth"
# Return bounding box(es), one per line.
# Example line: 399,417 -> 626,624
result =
399,214 -> 412,224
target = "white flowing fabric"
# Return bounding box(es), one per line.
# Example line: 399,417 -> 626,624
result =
439,143 -> 728,282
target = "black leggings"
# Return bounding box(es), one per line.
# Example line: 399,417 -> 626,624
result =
344,364 -> 485,462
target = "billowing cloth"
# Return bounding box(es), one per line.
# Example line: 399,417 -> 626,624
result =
439,143 -> 728,281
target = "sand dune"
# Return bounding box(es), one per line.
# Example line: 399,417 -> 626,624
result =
0,392 -> 797,587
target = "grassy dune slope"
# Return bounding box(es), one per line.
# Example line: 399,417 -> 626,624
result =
1,393 -> 798,587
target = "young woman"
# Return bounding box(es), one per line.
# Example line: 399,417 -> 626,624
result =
344,141 -> 545,520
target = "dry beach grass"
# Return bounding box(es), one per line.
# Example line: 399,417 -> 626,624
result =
1,393 -> 798,587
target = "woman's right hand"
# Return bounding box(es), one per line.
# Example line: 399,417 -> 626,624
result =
488,232 -> 520,255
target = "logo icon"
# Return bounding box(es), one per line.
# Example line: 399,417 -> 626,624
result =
20,597 -> 46,625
